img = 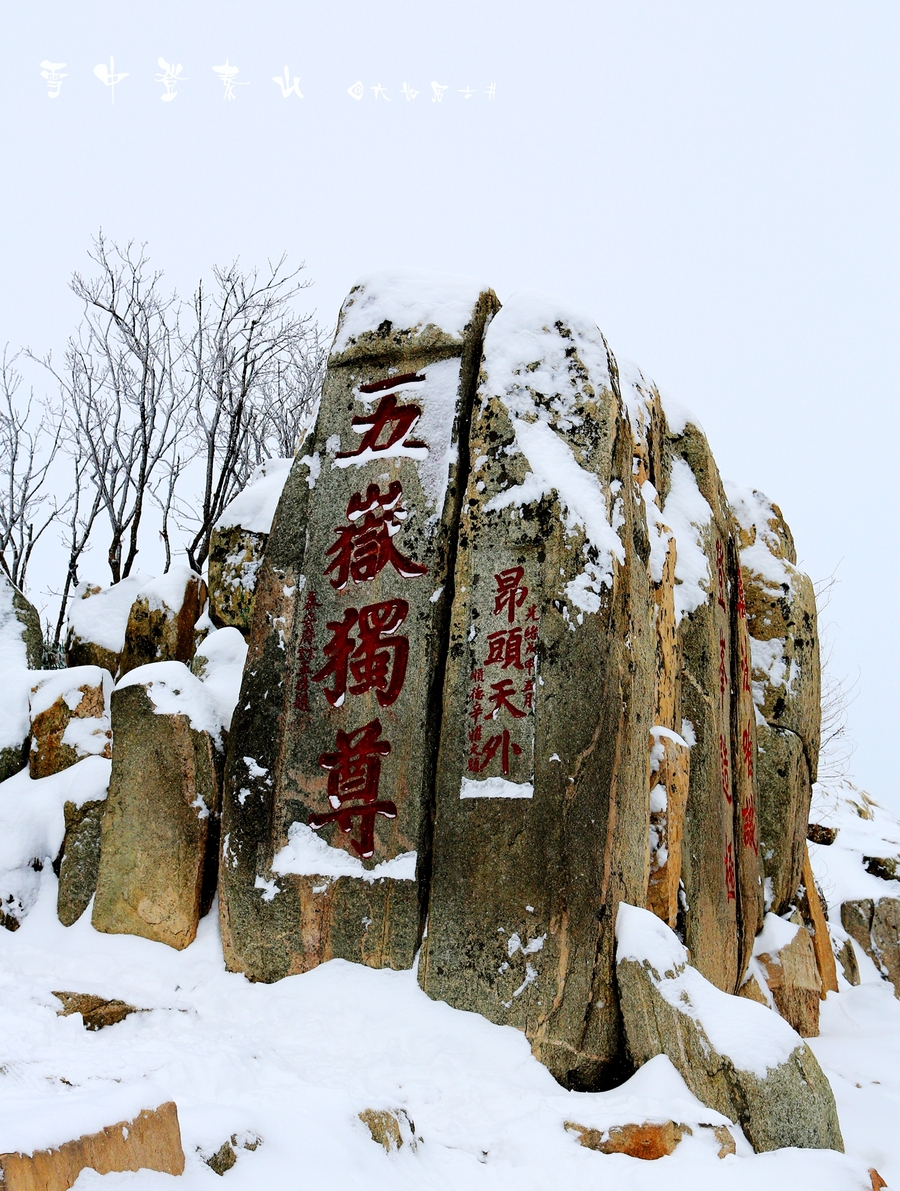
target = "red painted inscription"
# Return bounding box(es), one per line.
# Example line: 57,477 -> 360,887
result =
336,392 -> 425,458
326,481 -> 428,589
312,599 -> 410,707
309,719 -> 397,858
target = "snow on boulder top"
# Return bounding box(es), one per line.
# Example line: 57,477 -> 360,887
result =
724,480 -> 794,589
809,780 -> 900,913
618,359 -> 699,439
0,578 -> 33,752
29,666 -> 112,720
331,269 -> 494,357
615,902 -> 802,1077
135,566 -> 203,613
214,457 -> 293,534
478,291 -> 625,590
116,661 -> 225,743
192,626 -> 248,731
66,574 -> 149,653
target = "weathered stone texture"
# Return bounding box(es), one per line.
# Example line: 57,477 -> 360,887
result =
28,668 -> 111,779
56,798 -> 106,927
219,277 -> 499,982
118,568 -> 207,678
0,1102 -> 184,1191
92,670 -> 222,949
565,1119 -> 688,1158
616,904 -> 843,1154
420,296 -> 654,1091
728,486 -> 820,916
647,732 -> 689,928
756,923 -> 822,1037
842,897 -> 900,996
53,991 -> 139,1030
798,843 -> 839,995
208,525 -> 267,633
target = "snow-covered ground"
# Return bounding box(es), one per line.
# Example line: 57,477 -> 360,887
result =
0,863 -> 894,1190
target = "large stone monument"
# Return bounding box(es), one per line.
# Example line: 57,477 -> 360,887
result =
219,277 -> 499,980
210,272 -> 827,1125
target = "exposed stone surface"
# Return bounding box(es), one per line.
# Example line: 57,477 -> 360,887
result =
565,1119 -> 687,1158
118,568 -> 207,678
219,275 -> 499,982
420,295 -> 654,1091
208,526 -> 267,634
728,485 -> 820,916
201,1132 -> 261,1175
616,903 -> 844,1154
53,991 -> 139,1030
56,798 -> 106,927
647,731 -> 690,928
842,897 -> 900,997
358,1109 -> 417,1153
92,665 -> 223,949
207,458 -> 292,634
28,668 -> 111,779
0,574 -> 43,782
0,1101 -> 184,1191
798,843 -> 839,995
835,937 -> 860,986
808,823 -> 838,846
756,920 -> 822,1037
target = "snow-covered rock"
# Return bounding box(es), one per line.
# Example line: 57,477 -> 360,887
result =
615,902 -> 843,1153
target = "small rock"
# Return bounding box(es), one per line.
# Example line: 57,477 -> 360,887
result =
201,1132 -> 262,1176
864,856 -> 899,883
566,1120 -> 687,1159
358,1109 -> 418,1153
807,823 -> 838,846
835,937 -> 860,986
52,991 -> 139,1030
703,1123 -> 737,1158
842,898 -> 900,997
870,1168 -> 888,1190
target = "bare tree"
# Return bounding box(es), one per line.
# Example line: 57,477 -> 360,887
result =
178,256 -> 324,572
37,234 -> 188,583
0,348 -> 61,589
815,571 -> 858,783
49,448 -> 104,653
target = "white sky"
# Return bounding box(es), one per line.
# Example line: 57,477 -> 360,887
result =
1,0 -> 897,803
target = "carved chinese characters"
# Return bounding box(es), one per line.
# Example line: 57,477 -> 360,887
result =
419,295 -> 655,1090
218,277 -> 499,982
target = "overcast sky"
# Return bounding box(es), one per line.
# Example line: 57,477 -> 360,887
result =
2,0 -> 897,803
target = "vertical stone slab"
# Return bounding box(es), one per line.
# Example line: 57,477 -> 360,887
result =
419,294 -> 655,1091
727,485 -> 821,915
219,275 -> 499,982
667,424 -> 740,993
729,547 -> 765,977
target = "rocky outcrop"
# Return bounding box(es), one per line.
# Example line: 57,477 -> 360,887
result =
219,275 -> 500,982
420,294 -> 654,1090
118,569 -> 207,678
727,485 -> 820,915
0,574 -> 43,782
208,458 -> 292,634
842,898 -> 900,997
92,663 -> 224,949
0,1102 -> 184,1191
28,667 -> 111,779
615,903 -> 843,1153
